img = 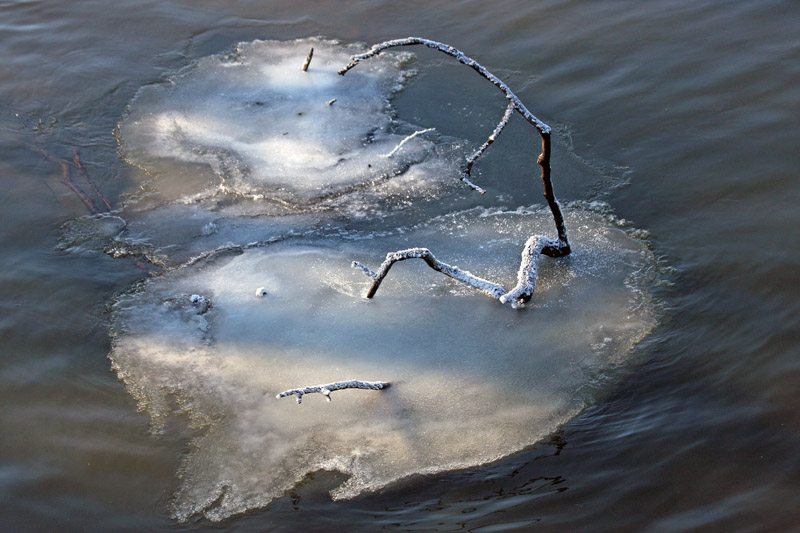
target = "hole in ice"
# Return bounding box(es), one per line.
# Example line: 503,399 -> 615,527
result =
109,205 -> 658,522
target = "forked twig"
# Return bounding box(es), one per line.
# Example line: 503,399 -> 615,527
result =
276,380 -> 390,404
74,151 -> 113,211
35,146 -> 151,274
35,147 -> 99,214
340,38 -> 571,307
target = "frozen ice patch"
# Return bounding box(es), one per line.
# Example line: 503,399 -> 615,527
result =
100,38 -> 467,268
117,37 -> 460,205
109,206 -> 659,522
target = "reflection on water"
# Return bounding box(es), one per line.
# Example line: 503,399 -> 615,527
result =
1,0 -> 799,530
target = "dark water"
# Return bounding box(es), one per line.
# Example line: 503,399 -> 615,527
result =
1,0 -> 799,531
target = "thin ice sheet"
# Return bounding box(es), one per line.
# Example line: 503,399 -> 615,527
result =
117,37 -> 460,205
109,206 -> 658,522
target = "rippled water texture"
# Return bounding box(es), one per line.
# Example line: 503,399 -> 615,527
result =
1,0 -> 798,531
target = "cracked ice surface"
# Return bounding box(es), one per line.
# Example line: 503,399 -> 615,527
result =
109,206 -> 659,522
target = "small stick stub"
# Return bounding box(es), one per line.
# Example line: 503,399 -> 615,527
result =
302,47 -> 314,72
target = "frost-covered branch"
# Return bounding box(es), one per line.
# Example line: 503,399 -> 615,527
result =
340,38 -> 573,308
353,237 -> 556,308
276,380 -> 389,404
499,235 -> 558,305
339,38 -> 550,134
339,37 -> 570,255
353,248 -> 507,300
461,102 -> 514,194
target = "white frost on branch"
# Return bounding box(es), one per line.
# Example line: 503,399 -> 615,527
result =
339,37 -> 551,135
340,37 -> 555,199
276,380 -> 390,404
353,248 -> 506,301
353,237 -> 556,309
382,128 -> 435,158
340,37 -> 573,308
461,102 -> 515,194
499,235 -> 558,305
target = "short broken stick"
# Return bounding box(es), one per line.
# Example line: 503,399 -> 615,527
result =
276,380 -> 389,404
302,47 -> 314,71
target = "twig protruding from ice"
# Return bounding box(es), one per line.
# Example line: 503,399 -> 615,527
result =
276,380 -> 390,404
301,47 -> 314,72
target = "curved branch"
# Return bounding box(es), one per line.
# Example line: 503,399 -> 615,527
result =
339,38 -> 550,135
339,37 -> 569,255
276,380 -> 389,404
352,237 -> 554,309
353,247 -> 507,300
499,235 -> 558,305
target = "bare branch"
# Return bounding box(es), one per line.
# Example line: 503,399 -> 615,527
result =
338,38 -> 574,308
35,146 -> 99,214
301,47 -> 314,71
276,380 -> 389,404
74,151 -> 113,211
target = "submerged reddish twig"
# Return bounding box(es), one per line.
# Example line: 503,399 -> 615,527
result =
35,146 -> 99,214
35,146 -> 151,274
73,151 -> 113,211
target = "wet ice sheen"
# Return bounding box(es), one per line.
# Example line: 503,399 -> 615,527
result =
109,206 -> 657,522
